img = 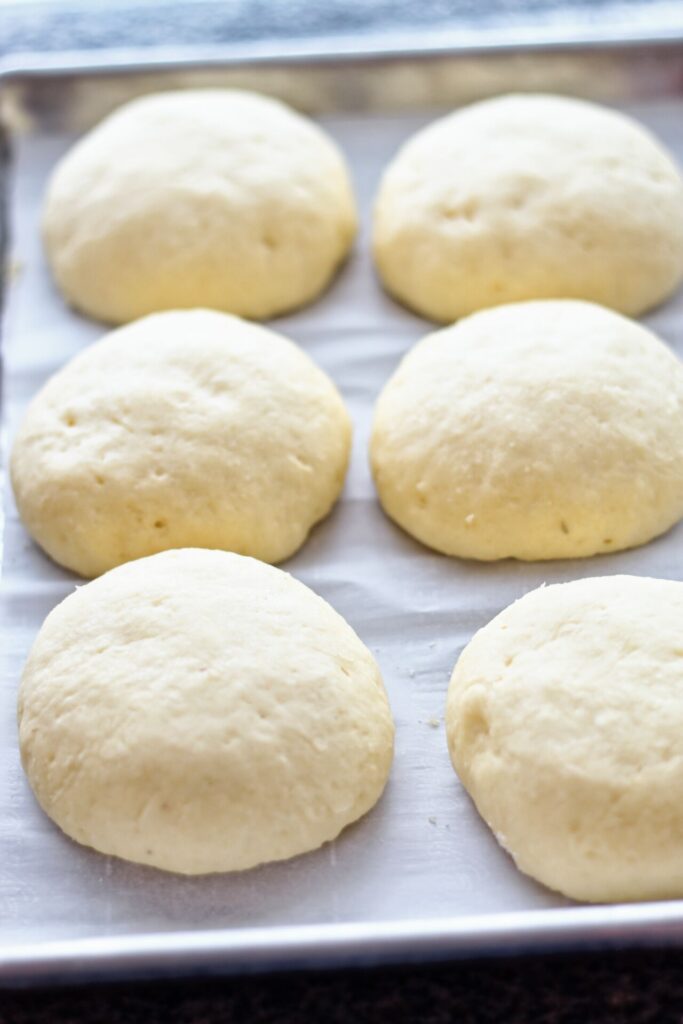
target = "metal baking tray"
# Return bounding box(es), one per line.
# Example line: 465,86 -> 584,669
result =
3,29 -> 683,987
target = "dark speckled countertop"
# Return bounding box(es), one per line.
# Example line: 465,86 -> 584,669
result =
2,3 -> 683,1020
3,949 -> 683,1022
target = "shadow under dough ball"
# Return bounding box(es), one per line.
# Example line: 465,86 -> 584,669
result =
42,89 -> 357,323
370,299 -> 683,561
373,93 -> 683,321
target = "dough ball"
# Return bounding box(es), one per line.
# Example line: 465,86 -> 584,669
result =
373,93 -> 683,321
43,89 -> 357,323
370,300 -> 683,561
446,574 -> 683,902
11,309 -> 351,576
18,548 -> 394,874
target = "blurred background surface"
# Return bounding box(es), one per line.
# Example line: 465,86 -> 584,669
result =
1,0 -> 683,60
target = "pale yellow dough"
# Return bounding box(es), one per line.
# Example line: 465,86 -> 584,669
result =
447,574 -> 683,903
373,93 -> 683,321
10,309 -> 351,576
370,300 -> 683,561
18,549 -> 394,874
43,89 -> 357,323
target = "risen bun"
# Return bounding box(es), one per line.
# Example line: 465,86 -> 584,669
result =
11,309 -> 351,576
43,89 -> 357,322
19,549 -> 395,874
374,94 -> 683,321
447,575 -> 683,902
371,300 -> 683,561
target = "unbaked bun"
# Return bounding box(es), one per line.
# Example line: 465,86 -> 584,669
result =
370,300 -> 683,561
18,549 -> 395,874
373,94 -> 683,321
447,575 -> 683,902
11,309 -> 351,576
43,89 -> 357,322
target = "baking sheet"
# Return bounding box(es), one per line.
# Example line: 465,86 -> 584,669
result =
3,42 -> 683,981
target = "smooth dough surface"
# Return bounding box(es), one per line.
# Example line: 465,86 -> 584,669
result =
18,548 -> 395,874
43,89 -> 357,323
370,300 -> 683,561
446,575 -> 683,903
11,309 -> 351,576
373,93 -> 683,321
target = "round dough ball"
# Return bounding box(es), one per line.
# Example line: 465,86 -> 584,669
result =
446,574 -> 683,902
11,309 -> 351,577
370,300 -> 683,561
43,89 -> 357,323
18,548 -> 394,874
373,93 -> 683,321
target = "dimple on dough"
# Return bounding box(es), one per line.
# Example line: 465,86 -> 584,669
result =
18,548 -> 395,874
446,574 -> 683,903
43,89 -> 357,323
373,93 -> 683,321
10,309 -> 351,577
370,300 -> 683,561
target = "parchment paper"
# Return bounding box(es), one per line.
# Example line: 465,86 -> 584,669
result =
2,97 -> 683,947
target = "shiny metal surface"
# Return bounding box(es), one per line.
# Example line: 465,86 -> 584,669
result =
1,32 -> 683,985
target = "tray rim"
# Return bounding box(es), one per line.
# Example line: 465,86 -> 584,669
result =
1,20 -> 683,85
3,30 -> 683,985
3,899 -> 683,987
